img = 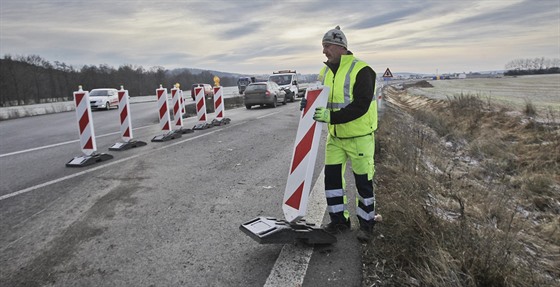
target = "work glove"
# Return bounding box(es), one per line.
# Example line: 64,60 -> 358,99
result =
313,107 -> 330,123
300,98 -> 307,111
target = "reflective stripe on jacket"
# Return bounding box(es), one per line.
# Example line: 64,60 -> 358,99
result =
319,55 -> 377,138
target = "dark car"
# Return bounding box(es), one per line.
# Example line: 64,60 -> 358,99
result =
243,81 -> 286,109
191,83 -> 214,100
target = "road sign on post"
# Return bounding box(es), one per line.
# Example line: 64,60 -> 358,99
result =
383,67 -> 393,84
383,68 -> 393,78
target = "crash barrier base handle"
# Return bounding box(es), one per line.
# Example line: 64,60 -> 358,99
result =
66,152 -> 113,167
109,140 -> 148,151
211,118 -> 231,126
240,216 -> 336,245
193,122 -> 213,130
151,130 -> 182,142
174,127 -> 194,134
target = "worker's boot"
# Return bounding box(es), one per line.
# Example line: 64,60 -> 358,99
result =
323,219 -> 351,234
357,214 -> 382,243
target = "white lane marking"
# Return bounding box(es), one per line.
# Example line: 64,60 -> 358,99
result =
0,124 -> 154,158
257,111 -> 282,119
0,126 -> 230,202
264,168 -> 326,287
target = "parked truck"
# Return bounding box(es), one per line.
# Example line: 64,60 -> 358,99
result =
237,77 -> 252,94
268,70 -> 304,102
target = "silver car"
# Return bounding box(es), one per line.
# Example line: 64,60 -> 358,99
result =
89,88 -> 119,110
243,81 -> 286,109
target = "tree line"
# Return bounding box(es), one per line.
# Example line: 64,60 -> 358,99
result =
504,57 -> 560,76
0,55 -> 242,107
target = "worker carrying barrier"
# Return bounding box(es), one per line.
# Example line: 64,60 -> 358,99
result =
211,76 -> 231,126
192,86 -> 212,130
240,85 -> 336,244
171,83 -> 193,134
152,85 -> 182,142
109,86 -> 147,151
66,86 -> 113,167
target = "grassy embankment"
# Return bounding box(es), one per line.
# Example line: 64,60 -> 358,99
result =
363,77 -> 559,286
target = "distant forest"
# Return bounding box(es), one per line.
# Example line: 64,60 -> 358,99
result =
504,57 -> 560,76
2,55 -> 557,107
0,55 -> 244,107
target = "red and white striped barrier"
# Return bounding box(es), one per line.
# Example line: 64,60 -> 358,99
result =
195,87 -> 206,122
118,87 -> 133,141
282,86 -> 329,222
157,85 -> 172,131
152,85 -> 181,141
193,86 -> 211,130
211,86 -> 231,126
67,86 -> 113,167
171,86 -> 184,127
74,86 -> 96,155
171,85 -> 193,134
109,86 -> 147,150
213,86 -> 224,120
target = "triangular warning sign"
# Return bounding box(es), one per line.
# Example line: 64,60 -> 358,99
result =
383,68 -> 393,78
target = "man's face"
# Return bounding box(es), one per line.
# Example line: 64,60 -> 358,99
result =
322,43 -> 346,64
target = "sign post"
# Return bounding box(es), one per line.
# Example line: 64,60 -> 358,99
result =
383,67 -> 393,85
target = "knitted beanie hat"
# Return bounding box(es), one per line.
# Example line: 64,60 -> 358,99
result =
322,26 -> 347,48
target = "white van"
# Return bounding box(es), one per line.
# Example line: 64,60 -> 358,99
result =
89,88 -> 119,110
268,70 -> 299,102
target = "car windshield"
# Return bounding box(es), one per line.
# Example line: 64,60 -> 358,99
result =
238,78 -> 250,86
245,84 -> 266,92
89,90 -> 109,96
269,75 -> 291,85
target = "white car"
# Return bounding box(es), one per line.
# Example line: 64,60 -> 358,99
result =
89,88 -> 119,110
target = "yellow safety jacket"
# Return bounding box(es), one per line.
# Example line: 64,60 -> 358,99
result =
319,54 -> 377,138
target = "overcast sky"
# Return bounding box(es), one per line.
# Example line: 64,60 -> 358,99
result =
1,0 -> 559,75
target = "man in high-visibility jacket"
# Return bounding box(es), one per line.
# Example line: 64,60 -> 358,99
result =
302,26 -> 380,242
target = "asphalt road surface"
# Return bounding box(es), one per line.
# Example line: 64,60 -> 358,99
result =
0,101 -> 363,286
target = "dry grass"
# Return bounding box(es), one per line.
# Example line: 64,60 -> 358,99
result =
363,85 -> 560,286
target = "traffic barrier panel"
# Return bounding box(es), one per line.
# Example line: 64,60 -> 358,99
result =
282,86 -> 329,223
171,84 -> 193,134
66,86 -> 113,167
109,86 -> 147,150
239,85 -> 336,244
152,85 -> 181,142
211,86 -> 231,126
193,86 -> 212,130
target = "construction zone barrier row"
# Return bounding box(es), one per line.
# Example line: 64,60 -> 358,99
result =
66,84 -> 230,167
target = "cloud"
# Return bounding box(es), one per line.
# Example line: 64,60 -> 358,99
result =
1,0 -> 558,75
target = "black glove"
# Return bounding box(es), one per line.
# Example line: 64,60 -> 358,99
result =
300,98 -> 307,111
